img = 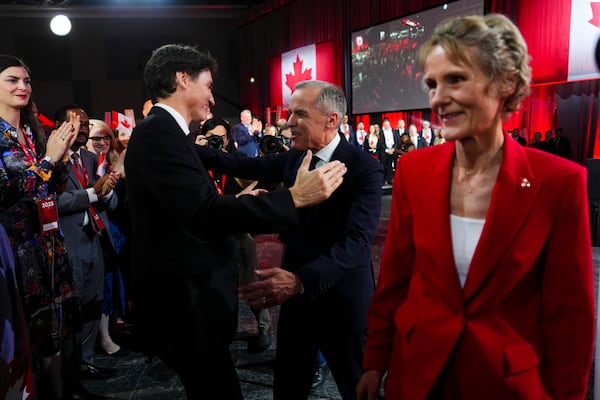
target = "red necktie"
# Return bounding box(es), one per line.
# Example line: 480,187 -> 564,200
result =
72,153 -> 105,235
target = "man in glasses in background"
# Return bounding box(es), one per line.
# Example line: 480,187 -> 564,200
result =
55,104 -> 121,399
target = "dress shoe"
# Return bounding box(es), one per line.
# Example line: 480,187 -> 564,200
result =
247,328 -> 272,354
96,345 -> 131,357
311,364 -> 329,390
80,362 -> 117,380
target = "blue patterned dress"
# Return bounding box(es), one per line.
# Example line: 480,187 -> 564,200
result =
0,119 -> 81,357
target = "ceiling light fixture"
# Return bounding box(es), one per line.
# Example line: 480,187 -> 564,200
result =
50,14 -> 72,36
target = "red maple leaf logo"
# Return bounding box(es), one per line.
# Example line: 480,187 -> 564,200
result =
285,55 -> 313,93
589,2 -> 600,28
120,119 -> 131,129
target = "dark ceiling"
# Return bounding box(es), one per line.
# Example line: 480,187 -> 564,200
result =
0,0 -> 264,6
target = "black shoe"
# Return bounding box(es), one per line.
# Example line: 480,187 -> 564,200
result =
247,329 -> 272,354
80,362 -> 117,380
311,364 -> 329,390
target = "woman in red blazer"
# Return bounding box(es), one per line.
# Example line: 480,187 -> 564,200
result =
358,14 -> 594,400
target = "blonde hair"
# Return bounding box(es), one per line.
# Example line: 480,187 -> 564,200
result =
88,119 -> 120,167
419,14 -> 531,116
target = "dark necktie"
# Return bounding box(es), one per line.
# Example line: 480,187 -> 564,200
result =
309,155 -> 320,170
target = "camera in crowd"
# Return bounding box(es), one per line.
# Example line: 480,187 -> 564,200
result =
259,135 -> 284,155
206,135 -> 225,150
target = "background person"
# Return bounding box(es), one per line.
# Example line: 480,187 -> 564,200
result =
55,104 -> 121,395
199,116 -> 274,353
86,119 -> 128,357
0,54 -> 79,400
358,14 -> 594,400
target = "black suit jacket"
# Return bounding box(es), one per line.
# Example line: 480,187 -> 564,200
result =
197,138 -> 383,331
124,107 -> 299,353
338,124 -> 359,148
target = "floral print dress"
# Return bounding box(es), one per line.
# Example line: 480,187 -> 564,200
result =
0,119 -> 81,357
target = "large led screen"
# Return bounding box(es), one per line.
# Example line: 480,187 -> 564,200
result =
351,0 -> 484,114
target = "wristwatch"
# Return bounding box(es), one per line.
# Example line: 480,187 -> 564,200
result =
42,156 -> 55,166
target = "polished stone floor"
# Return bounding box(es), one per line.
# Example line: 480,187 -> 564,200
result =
83,303 -> 343,400
82,194 -> 392,399
81,192 -> 599,400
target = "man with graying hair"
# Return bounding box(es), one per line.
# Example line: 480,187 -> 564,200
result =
200,80 -> 383,399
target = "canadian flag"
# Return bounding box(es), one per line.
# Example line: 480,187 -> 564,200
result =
269,41 -> 338,108
568,0 -> 600,81
96,152 -> 106,177
110,111 -> 134,136
519,0 -> 600,83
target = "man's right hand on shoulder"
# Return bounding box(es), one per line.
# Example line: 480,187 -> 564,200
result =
289,150 -> 346,208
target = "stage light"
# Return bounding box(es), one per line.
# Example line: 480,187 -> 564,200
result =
249,77 -> 255,83
50,15 -> 71,36
443,3 -> 448,10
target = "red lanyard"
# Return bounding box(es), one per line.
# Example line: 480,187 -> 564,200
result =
18,127 -> 37,166
208,170 -> 226,196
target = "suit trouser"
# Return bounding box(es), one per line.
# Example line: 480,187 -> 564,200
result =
273,298 -> 366,400
381,153 -> 397,183
159,348 -> 242,400
236,233 -> 271,333
69,227 -> 105,365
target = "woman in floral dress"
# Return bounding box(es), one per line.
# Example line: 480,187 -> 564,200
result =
0,55 -> 79,399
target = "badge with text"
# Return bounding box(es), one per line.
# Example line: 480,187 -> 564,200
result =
36,196 -> 59,234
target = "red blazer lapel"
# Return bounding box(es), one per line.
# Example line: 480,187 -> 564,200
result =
463,135 -> 542,301
416,142 -> 465,313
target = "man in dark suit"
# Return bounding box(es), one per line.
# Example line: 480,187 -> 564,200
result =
218,80 -> 383,400
553,127 -> 572,159
231,109 -> 260,158
338,114 -> 359,148
55,105 -> 121,399
124,44 -> 346,400
380,118 -> 401,185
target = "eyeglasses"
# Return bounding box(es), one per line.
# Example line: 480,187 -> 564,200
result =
89,136 -> 112,142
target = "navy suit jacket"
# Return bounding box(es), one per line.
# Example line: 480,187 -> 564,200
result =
197,138 -> 384,331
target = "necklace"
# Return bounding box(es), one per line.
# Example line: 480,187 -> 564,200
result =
454,147 -> 503,195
